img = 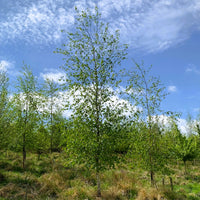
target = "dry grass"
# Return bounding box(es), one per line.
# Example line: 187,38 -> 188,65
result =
0,183 -> 37,199
136,188 -> 166,200
1,152 -> 200,199
39,172 -> 66,197
101,169 -> 137,199
58,185 -> 96,200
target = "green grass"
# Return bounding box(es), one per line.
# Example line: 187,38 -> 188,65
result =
175,183 -> 200,194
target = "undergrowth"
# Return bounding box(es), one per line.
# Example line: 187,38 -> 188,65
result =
0,151 -> 199,199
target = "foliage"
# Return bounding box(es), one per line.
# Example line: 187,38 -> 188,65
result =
0,5 -> 200,200
127,61 -> 170,185
56,6 -> 128,196
127,61 -> 168,118
0,71 -> 10,149
41,78 -> 63,153
175,133 -> 197,170
12,64 -> 39,168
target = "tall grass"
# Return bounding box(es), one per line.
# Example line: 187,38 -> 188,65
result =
0,151 -> 200,199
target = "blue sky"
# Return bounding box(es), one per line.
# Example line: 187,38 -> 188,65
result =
1,0 -> 200,124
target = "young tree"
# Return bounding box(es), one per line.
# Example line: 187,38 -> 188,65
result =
172,126 -> 197,174
56,7 -> 128,197
51,112 -> 66,152
127,61 -> 168,186
0,71 -> 10,149
35,122 -> 49,160
41,78 -> 60,153
195,121 -> 200,160
14,64 -> 39,169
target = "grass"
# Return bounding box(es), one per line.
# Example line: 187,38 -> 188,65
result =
0,151 -> 200,199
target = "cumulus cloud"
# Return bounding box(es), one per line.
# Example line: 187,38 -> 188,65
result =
177,118 -> 188,134
11,83 -> 192,134
151,115 -> 193,135
177,118 -> 198,135
151,114 -> 171,126
14,87 -> 136,119
0,60 -> 13,71
40,70 -> 66,84
0,0 -> 200,52
168,85 -> 177,92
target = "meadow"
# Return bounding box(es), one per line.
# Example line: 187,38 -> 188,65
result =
0,151 -> 200,200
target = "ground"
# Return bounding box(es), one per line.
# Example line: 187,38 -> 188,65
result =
0,151 -> 200,200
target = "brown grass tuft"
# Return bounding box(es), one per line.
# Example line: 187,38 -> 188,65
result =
39,172 -> 66,196
136,188 -> 166,200
58,185 -> 96,200
0,183 -> 22,199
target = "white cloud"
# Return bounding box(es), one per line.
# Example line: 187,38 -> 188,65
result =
59,85 -> 139,118
151,115 -> 193,135
40,68 -> 66,83
186,64 -> 200,74
177,118 -> 188,134
40,71 -> 66,84
12,86 -> 137,119
177,118 -> 198,135
104,95 -> 139,117
168,85 -> 177,92
98,0 -> 200,52
0,0 -> 200,52
0,60 -> 22,78
10,82 -> 194,134
0,0 -> 75,45
152,114 -> 170,126
13,90 -> 69,118
0,60 -> 13,72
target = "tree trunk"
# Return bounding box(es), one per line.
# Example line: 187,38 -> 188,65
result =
50,105 -> 53,154
94,51 -> 101,197
96,170 -> 101,197
169,177 -> 173,191
177,159 -> 179,167
50,135 -> 53,154
25,184 -> 28,200
150,170 -> 154,187
162,177 -> 165,187
23,145 -> 26,169
184,161 -> 187,175
23,108 -> 28,170
23,132 -> 26,169
193,159 -> 196,166
37,150 -> 41,161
